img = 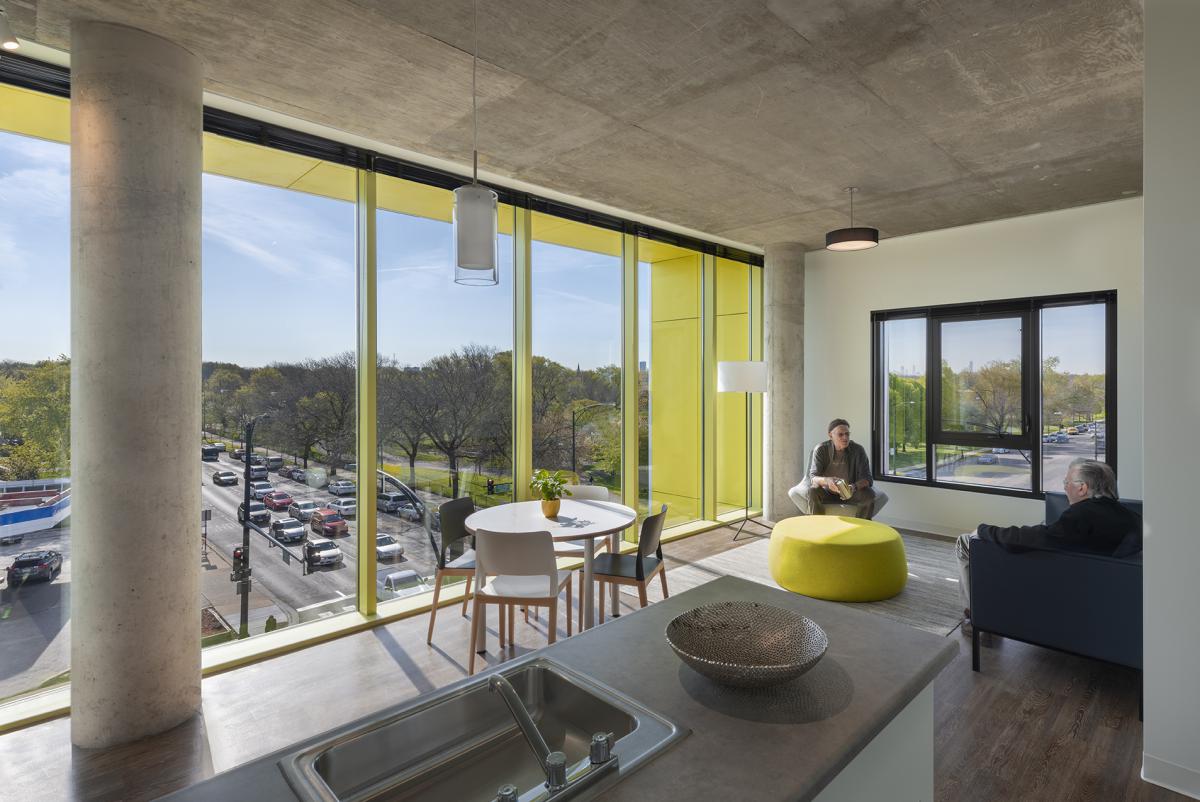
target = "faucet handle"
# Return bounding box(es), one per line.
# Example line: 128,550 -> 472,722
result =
495,783 -> 519,802
590,732 -> 615,764
545,751 -> 568,791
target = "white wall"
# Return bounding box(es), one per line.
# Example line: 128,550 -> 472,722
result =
1143,1 -> 1200,796
803,198 -> 1144,536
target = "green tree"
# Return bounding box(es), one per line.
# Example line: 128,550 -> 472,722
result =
0,357 -> 71,473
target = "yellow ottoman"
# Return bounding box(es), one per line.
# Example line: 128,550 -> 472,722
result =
769,515 -> 908,602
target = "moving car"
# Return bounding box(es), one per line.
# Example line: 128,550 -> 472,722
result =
237,501 -> 271,527
212,470 -> 239,487
304,538 -> 343,567
382,569 -> 428,594
232,448 -> 246,461
1075,423 -> 1089,433
264,455 -> 284,470
201,445 -> 221,462
375,534 -> 404,561
0,532 -> 24,546
6,550 -> 63,585
288,499 -> 320,521
327,479 -> 356,497
211,442 -> 226,452
249,480 -> 275,500
977,453 -> 998,465
310,508 -> 349,537
328,498 -> 356,518
270,517 -> 306,543
1042,434 -> 1057,444
1055,432 -> 1070,444
1066,427 -> 1079,435
263,490 -> 295,511
290,468 -> 307,484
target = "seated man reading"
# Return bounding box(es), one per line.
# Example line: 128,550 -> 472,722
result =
788,418 -> 888,519
957,457 -> 1142,633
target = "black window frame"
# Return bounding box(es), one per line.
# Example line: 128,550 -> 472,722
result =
870,291 -> 1117,500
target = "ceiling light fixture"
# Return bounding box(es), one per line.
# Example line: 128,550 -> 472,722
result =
0,9 -> 20,51
825,187 -> 878,251
452,0 -> 498,286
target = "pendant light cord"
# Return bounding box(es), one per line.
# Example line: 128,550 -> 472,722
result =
471,0 -> 479,184
848,187 -> 856,227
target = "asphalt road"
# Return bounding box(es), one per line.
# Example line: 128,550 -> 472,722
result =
0,525 -> 71,701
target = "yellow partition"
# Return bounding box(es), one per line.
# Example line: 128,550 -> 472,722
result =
715,258 -> 751,517
648,250 -> 703,527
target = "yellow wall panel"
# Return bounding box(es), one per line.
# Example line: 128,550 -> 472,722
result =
650,254 -> 702,323
0,84 -> 69,143
715,311 -> 749,514
715,257 -> 749,316
649,316 -> 701,502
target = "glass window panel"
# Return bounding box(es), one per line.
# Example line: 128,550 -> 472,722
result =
1041,304 -> 1108,492
201,137 -> 358,636
0,128 -> 71,701
375,174 -> 513,601
530,213 -> 621,496
715,257 -> 751,519
939,317 -> 1024,435
880,317 -> 928,479
637,238 -> 703,528
934,445 -> 1032,491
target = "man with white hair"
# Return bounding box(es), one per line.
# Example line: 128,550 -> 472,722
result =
956,458 -> 1141,634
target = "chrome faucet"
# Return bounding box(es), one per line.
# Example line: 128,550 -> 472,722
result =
489,674 -> 568,791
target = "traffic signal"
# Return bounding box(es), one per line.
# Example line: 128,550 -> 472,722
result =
232,546 -> 245,565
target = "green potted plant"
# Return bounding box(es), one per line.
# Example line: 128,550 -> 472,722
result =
530,469 -> 572,518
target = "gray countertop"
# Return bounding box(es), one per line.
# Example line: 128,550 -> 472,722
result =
163,576 -> 957,801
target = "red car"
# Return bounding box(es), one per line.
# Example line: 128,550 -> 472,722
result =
263,491 -> 295,511
310,508 -> 349,537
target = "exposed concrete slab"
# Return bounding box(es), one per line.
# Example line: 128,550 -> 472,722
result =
12,0 -> 1144,250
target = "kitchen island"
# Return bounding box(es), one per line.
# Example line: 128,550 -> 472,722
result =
166,575 -> 957,801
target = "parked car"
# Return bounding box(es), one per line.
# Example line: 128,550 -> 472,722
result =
247,454 -> 265,466
310,508 -> 349,537
344,462 -> 357,472
232,448 -> 246,461
212,442 -> 227,452
288,499 -> 320,521
396,501 -> 421,522
290,468 -> 307,484
328,498 -> 357,518
0,532 -> 24,546
382,569 -> 426,594
327,479 -> 356,497
212,470 -> 239,487
1043,433 -> 1057,444
270,517 -> 306,543
263,490 -> 295,511
1066,426 -> 1079,435
375,534 -> 404,561
6,550 -> 63,585
304,538 -> 343,567
977,453 -> 998,465
249,480 -> 275,500
377,492 -> 408,514
264,455 -> 284,470
248,465 -> 269,481
1055,432 -> 1070,444
237,501 -> 271,527
1075,423 -> 1089,433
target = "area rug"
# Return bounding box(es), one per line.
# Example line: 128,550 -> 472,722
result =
648,532 -> 964,637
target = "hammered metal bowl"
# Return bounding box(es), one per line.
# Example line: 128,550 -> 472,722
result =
665,601 -> 828,688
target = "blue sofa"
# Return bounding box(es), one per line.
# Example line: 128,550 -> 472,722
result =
969,492 -> 1142,705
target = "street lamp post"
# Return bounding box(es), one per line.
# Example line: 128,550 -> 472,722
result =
571,402 -> 618,477
236,412 -> 270,639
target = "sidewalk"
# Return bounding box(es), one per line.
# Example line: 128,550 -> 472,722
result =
200,542 -> 290,636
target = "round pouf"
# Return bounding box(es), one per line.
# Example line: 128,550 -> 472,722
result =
769,515 -> 908,602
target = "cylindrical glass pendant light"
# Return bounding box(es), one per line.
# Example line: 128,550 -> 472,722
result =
453,0 -> 499,286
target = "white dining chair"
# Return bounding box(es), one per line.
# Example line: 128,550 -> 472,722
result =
468,528 -> 573,675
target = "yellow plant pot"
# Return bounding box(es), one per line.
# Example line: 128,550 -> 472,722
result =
541,499 -> 561,518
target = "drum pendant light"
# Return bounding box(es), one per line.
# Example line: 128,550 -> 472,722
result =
452,0 -> 499,285
825,187 -> 879,251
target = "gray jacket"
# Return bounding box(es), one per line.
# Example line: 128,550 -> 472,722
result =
807,440 -> 873,486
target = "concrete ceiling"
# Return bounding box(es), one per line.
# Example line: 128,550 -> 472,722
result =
7,0 -> 1143,250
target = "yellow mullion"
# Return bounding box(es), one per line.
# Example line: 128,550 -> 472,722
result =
621,232 -> 640,538
513,205 -> 534,500
355,168 -> 378,615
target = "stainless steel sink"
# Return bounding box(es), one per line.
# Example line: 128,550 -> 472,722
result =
280,657 -> 687,802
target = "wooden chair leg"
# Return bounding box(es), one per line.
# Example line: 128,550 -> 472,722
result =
566,577 -> 573,637
498,602 -> 506,649
426,573 -> 443,644
468,598 -> 481,675
548,599 -> 558,645
637,581 -> 649,608
508,604 -> 515,647
461,575 -> 472,617
599,581 -> 606,624
524,606 -> 529,624
659,566 -> 669,598
577,572 -> 584,632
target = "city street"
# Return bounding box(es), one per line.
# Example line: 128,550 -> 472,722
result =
0,526 -> 71,701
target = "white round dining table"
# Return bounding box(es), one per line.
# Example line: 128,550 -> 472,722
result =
464,498 -> 637,645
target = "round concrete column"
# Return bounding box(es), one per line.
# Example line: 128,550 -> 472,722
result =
763,242 -> 806,522
70,22 -> 203,749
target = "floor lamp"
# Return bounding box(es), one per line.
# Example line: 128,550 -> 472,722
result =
717,360 -> 768,542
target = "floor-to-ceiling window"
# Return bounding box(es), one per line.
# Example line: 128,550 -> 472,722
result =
714,256 -> 752,520
0,99 -> 72,703
375,174 -> 514,600
531,214 -> 622,496
200,134 -> 358,637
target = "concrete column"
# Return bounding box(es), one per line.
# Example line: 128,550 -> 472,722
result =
70,22 -> 203,749
762,242 -> 805,522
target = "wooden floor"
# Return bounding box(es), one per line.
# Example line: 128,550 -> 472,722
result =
0,522 -> 1182,801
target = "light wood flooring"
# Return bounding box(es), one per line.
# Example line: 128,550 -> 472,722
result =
0,522 -> 1182,801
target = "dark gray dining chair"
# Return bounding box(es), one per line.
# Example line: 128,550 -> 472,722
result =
426,495 -> 477,644
591,504 -> 669,620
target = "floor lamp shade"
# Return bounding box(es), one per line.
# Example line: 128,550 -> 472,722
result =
717,360 -> 767,393
452,183 -> 499,285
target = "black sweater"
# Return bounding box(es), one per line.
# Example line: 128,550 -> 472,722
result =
977,497 -> 1142,557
